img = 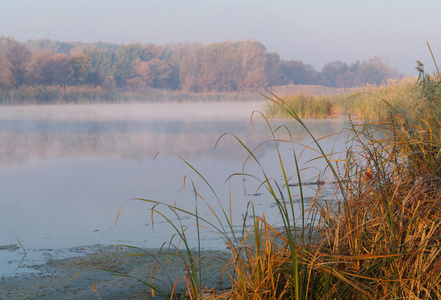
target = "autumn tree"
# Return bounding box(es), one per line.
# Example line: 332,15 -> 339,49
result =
134,58 -> 153,86
179,43 -> 202,92
5,43 -> 31,88
38,54 -> 73,85
82,47 -> 114,87
70,53 -> 92,85
321,61 -> 352,88
355,56 -> 400,86
0,55 -> 11,90
235,41 -> 268,90
113,43 -> 148,87
26,49 -> 53,85
321,57 -> 401,88
264,52 -> 283,87
148,45 -> 179,89
179,41 -> 268,92
0,36 -> 16,90
167,42 -> 194,86
198,42 -> 227,91
143,43 -> 169,61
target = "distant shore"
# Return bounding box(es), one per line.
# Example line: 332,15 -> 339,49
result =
0,84 -> 349,105
0,85 -> 262,105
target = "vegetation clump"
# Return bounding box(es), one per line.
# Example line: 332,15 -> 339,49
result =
265,93 -> 339,119
114,67 -> 441,299
202,73 -> 438,300
265,77 -> 417,120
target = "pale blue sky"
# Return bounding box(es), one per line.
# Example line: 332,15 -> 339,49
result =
1,0 -> 440,75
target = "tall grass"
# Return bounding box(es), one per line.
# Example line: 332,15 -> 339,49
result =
0,84 -> 114,104
264,94 -> 340,119
114,67 -> 441,299
340,78 -> 417,120
225,78 -> 441,298
0,85 -> 259,104
269,84 -> 350,97
265,78 -> 417,120
313,113 -> 441,299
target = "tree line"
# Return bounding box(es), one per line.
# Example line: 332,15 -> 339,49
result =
0,35 -> 401,95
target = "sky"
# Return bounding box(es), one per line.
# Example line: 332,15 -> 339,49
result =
1,0 -> 441,76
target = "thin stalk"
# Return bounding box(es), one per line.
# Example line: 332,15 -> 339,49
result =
427,41 -> 439,74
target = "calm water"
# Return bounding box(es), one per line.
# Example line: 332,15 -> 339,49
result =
0,102 -> 348,277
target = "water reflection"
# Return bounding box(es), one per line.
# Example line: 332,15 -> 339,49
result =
0,118 -> 347,166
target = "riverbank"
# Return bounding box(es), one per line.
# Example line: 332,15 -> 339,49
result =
0,245 -> 232,299
0,85 -> 260,104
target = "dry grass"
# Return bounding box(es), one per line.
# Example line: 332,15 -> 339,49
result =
115,73 -> 441,299
265,78 -> 418,120
0,84 -> 259,104
264,94 -> 340,119
269,84 -> 351,97
340,78 -> 417,120
225,77 -> 441,299
307,112 -> 441,299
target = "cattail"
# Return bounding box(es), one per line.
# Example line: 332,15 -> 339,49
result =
362,166 -> 374,183
397,114 -> 408,134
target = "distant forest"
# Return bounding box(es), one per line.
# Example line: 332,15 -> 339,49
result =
0,35 -> 402,101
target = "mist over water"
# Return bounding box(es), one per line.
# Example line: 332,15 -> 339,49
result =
0,101 -> 348,276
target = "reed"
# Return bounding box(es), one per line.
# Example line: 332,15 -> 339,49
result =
269,84 -> 350,97
235,70 -> 441,298
264,94 -> 341,118
265,78 -> 417,120
113,65 -> 441,299
225,82 -> 441,299
0,84 -> 114,104
341,78 -> 417,120
0,85 -> 259,104
314,112 -> 441,299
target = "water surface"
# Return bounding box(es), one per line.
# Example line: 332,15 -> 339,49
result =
0,101 -> 348,277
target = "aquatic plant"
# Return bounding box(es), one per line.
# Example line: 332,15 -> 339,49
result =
264,94 -> 340,119
113,55 -> 441,299
265,77 -> 417,120
0,84 -> 259,104
222,84 -> 441,299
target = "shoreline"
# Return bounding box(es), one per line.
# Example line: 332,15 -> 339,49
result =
1,244 -> 232,299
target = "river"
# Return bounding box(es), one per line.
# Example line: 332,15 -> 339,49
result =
0,101 -> 348,277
